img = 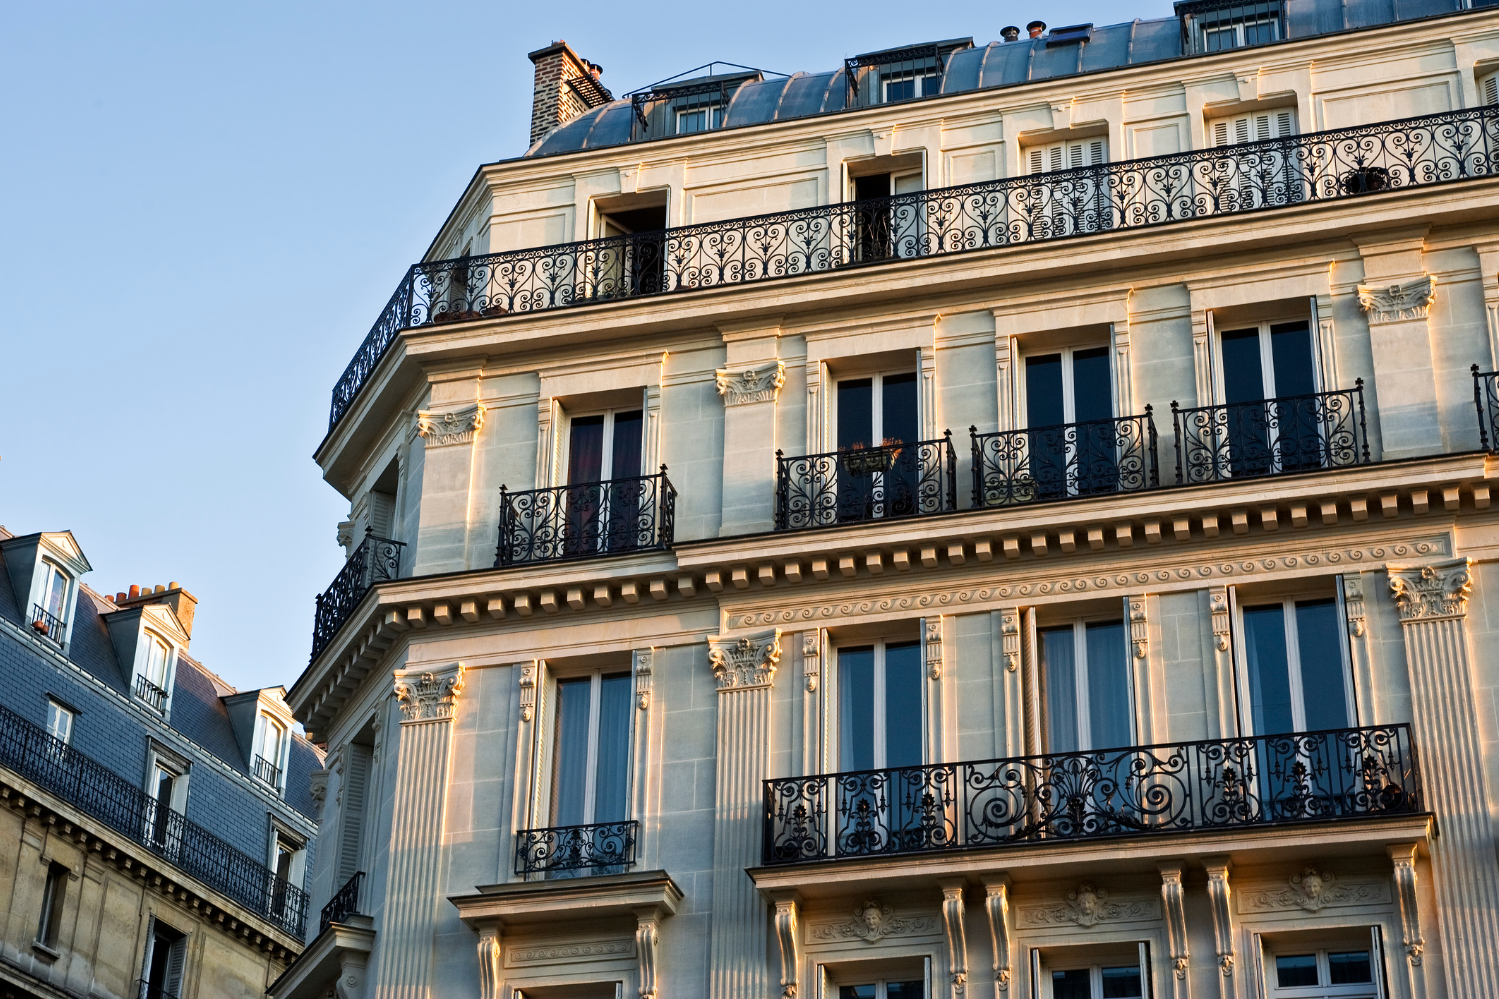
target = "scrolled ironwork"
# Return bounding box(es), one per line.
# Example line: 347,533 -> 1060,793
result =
1171,383 -> 1368,484
496,467 -> 676,567
29,603 -> 66,648
970,410 -> 1158,508
0,703 -> 308,936
326,105 -> 1499,434
319,870 -> 365,936
762,724 -> 1421,865
134,675 -> 168,713
1473,364 -> 1499,452
776,432 -> 957,531
252,754 -> 281,788
310,529 -> 405,663
514,820 -> 638,876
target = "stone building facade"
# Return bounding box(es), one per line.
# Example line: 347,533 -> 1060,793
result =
0,528 -> 323,999
283,2 -> 1499,998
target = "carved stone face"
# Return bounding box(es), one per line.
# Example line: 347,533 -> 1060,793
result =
1075,886 -> 1099,915
1300,870 -> 1325,898
860,903 -> 883,930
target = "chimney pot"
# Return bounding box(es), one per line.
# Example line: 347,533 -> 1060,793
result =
168,581 -> 180,590
527,39 -> 609,146
116,592 -> 127,603
128,584 -> 141,599
1001,25 -> 1021,42
154,584 -> 165,594
1027,19 -> 1047,37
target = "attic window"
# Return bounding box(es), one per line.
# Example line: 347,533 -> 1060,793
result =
31,561 -> 70,648
627,64 -> 767,140
1045,23 -> 1094,47
1177,0 -> 1283,54
134,632 -> 173,713
844,38 -> 972,108
254,715 -> 288,791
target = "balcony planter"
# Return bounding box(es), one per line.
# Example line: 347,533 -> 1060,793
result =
843,447 -> 900,476
1341,166 -> 1390,194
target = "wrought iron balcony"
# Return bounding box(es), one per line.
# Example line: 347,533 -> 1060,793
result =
763,724 -> 1420,865
133,675 -> 168,713
319,870 -> 365,936
326,105 -> 1499,434
776,433 -> 957,531
1473,365 -> 1499,452
29,604 -> 65,648
310,528 -> 405,663
514,820 -> 638,876
1170,384 -> 1368,483
496,468 -> 676,567
0,703 -> 308,936
971,411 -> 1159,508
252,755 -> 282,788
137,980 -> 179,999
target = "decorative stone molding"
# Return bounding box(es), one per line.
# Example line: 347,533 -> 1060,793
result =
393,663 -> 465,722
802,631 -> 820,693
634,648 -> 655,710
708,629 -> 782,689
982,877 -> 1013,994
773,896 -> 801,999
1208,586 -> 1231,652
1128,596 -> 1148,660
518,660 -> 538,722
635,909 -> 661,999
1204,857 -> 1234,979
1388,844 -> 1426,967
924,617 -> 944,679
335,954 -> 368,999
1237,868 -> 1390,913
939,879 -> 969,999
477,926 -> 503,999
809,900 -> 940,943
1389,558 -> 1471,620
1344,575 -> 1367,637
1159,863 -> 1190,986
308,768 -> 329,810
1019,884 -> 1160,929
336,520 -> 354,550
507,940 -> 632,965
1000,609 -> 1020,672
417,404 -> 486,447
1358,276 -> 1436,323
715,361 -> 786,405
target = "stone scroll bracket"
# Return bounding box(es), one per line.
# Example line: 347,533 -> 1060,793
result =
634,905 -> 663,999
1341,573 -> 1379,725
1207,585 -> 1236,739
924,616 -> 957,764
476,922 -> 503,999
1203,856 -> 1235,990
1387,844 -> 1426,968
937,878 -> 969,999
770,891 -> 802,999
801,630 -> 824,777
981,875 -> 1013,996
1159,862 -> 1190,998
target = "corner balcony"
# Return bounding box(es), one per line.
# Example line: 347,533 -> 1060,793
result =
309,529 -> 404,663
326,105 -> 1499,434
762,725 -> 1422,874
495,469 -> 676,567
775,434 -> 957,530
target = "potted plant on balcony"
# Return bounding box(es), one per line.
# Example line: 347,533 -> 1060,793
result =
842,438 -> 903,476
1340,165 -> 1390,195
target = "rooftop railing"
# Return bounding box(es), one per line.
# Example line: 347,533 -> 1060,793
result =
319,870 -> 365,936
514,820 -> 638,877
776,433 -> 957,531
326,105 -> 1499,434
310,528 -> 405,664
496,468 -> 676,567
763,724 -> 1420,865
0,703 -> 308,937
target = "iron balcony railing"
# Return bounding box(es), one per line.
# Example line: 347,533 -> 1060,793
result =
776,433 -> 957,531
514,820 -> 639,876
137,980 -> 179,999
1473,365 -> 1499,451
326,105 -> 1499,433
1171,383 -> 1369,483
496,468 -> 677,567
30,604 -> 65,648
763,724 -> 1420,865
0,703 -> 308,936
133,675 -> 168,713
252,755 -> 282,788
971,411 -> 1159,508
310,528 -> 405,663
319,870 -> 365,936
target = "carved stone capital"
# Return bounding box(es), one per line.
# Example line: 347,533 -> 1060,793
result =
634,648 -> 655,711
1389,558 -> 1471,621
715,361 -> 786,405
308,768 -> 329,811
1358,276 -> 1436,323
708,629 -> 782,689
417,404 -> 485,447
517,659 -> 539,722
393,662 -> 465,722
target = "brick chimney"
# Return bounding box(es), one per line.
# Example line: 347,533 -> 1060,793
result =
528,40 -> 612,146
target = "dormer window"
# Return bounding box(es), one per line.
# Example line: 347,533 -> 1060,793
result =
134,632 -> 173,713
253,715 -> 288,790
676,100 -> 722,134
844,38 -> 971,109
1178,0 -> 1284,54
31,561 -> 70,647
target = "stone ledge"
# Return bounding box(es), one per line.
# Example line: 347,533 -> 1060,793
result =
267,915 -> 374,999
450,870 -> 683,927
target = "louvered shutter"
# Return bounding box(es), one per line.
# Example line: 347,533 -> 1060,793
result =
337,745 -> 371,883
1482,71 -> 1499,107
164,937 -> 186,997
1209,108 -> 1297,146
1027,138 -> 1108,173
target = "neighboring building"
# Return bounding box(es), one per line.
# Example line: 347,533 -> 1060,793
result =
286,2 -> 1499,998
0,527 -> 321,999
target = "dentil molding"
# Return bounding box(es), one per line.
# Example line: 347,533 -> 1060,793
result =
1388,557 -> 1471,621
715,361 -> 786,405
707,629 -> 782,689
393,662 -> 465,722
1357,276 -> 1436,323
417,404 -> 486,447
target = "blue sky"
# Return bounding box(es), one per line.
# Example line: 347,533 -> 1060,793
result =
0,0 -> 1173,696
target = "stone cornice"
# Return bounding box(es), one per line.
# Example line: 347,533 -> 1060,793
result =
450,870 -> 683,927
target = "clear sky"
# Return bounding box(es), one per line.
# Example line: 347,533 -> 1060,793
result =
0,0 -> 1172,695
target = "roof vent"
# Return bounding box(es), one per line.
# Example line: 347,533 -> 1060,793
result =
1027,20 -> 1047,38
1046,23 -> 1094,46
1001,26 -> 1021,42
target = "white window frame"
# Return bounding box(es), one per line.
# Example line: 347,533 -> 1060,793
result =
1233,590 -> 1355,736
45,700 -> 74,745
132,630 -> 177,714
543,668 -> 636,827
1031,944 -> 1151,999
1259,928 -> 1385,999
880,66 -> 939,103
832,368 -> 922,450
561,406 -> 648,484
1198,10 -> 1281,51
1481,69 -> 1499,107
1026,137 -> 1109,174
141,919 -> 187,999
252,713 -> 290,791
1213,316 -> 1322,404
144,744 -> 190,813
36,561 -> 71,622
1209,107 -> 1297,147
268,823 -> 308,888
675,102 -> 722,134
1037,617 -> 1135,753
1016,342 -> 1116,429
832,638 -> 927,771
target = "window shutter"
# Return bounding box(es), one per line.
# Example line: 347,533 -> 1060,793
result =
1213,120 -> 1229,146
337,745 -> 371,883
165,937 -> 186,996
1483,71 -> 1499,106
1028,138 -> 1109,173
1209,107 -> 1297,146
1029,148 -> 1043,173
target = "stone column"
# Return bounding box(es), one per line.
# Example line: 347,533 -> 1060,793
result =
412,393 -> 486,573
370,663 -> 465,999
717,355 -> 786,536
1355,234 -> 1439,458
1388,559 -> 1499,997
706,630 -> 782,999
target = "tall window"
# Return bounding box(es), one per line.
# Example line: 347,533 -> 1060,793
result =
141,921 -> 186,999
564,409 -> 645,556
833,371 -> 922,522
551,671 -> 632,828
45,700 -> 74,745
1039,620 -> 1133,754
838,640 -> 924,771
38,562 -> 69,621
850,170 -> 923,262
1024,345 -> 1115,498
838,372 -> 919,452
254,717 -> 286,788
567,409 -> 643,484
148,759 -> 183,849
36,863 -> 67,949
136,634 -> 173,711
336,742 -> 373,886
270,832 -> 304,921
1025,139 -> 1110,232
1220,319 -> 1319,475
1240,597 -> 1351,735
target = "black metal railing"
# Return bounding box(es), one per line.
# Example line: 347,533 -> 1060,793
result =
971,411 -> 1159,508
133,675 -> 168,713
776,433 -> 957,531
0,703 -> 308,936
137,979 -> 179,999
29,604 -> 65,648
764,724 -> 1420,865
326,105 -> 1499,433
1473,365 -> 1499,451
514,820 -> 639,876
1171,384 -> 1368,483
310,529 -> 405,663
253,755 -> 282,788
496,468 -> 676,567
319,870 -> 365,936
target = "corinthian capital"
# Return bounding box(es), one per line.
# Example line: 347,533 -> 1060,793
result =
394,662 -> 466,722
715,361 -> 786,406
1357,276 -> 1435,323
1388,558 -> 1471,621
707,629 -> 782,689
417,404 -> 485,447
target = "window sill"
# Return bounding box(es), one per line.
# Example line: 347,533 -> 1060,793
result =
32,941 -> 60,961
